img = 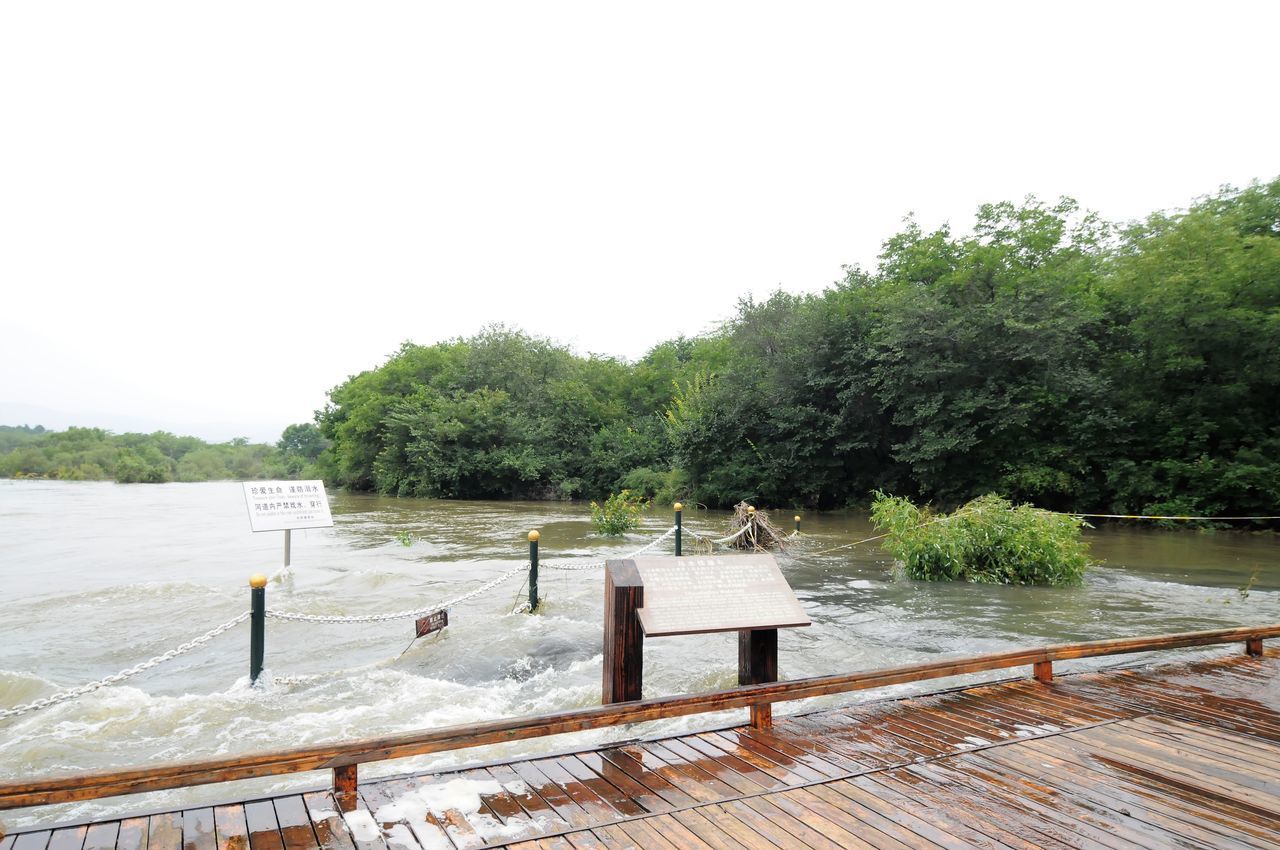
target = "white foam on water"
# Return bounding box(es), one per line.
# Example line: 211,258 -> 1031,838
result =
502,779 -> 528,796
308,808 -> 337,822
848,580 -> 874,589
342,809 -> 380,843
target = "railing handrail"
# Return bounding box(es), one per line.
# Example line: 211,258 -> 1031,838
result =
2,623 -> 1275,811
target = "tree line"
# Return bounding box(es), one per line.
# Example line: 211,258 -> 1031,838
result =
7,178 -> 1276,518
0,423 -> 325,483
316,178 -> 1279,518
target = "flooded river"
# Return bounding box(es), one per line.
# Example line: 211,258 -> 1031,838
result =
1,479 -> 1277,827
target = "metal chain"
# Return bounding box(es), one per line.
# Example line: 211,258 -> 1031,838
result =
541,525 -> 678,571
682,523 -> 753,546
0,611 -> 251,720
265,564 -> 527,624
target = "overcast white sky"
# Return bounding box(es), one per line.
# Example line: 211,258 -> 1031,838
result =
3,2 -> 1277,443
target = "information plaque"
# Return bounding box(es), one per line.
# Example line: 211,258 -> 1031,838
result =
634,554 -> 811,637
242,480 -> 334,532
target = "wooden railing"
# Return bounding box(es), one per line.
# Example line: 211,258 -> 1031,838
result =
1,624 -> 1275,813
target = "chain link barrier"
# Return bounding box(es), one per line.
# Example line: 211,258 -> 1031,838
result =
681,522 -> 754,546
540,525 -> 678,571
0,611 -> 251,720
265,564 -> 528,624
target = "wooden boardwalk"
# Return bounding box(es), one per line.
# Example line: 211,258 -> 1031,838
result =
5,648 -> 1279,850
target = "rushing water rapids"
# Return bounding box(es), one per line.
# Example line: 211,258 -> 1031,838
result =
1,479 -> 1277,828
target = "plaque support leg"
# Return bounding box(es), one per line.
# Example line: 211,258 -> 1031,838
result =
603,562 -> 645,704
739,628 -> 777,729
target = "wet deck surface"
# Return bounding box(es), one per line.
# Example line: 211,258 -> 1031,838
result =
7,649 -> 1280,849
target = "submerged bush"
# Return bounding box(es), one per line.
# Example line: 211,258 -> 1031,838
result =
590,489 -> 648,535
870,492 -> 1091,586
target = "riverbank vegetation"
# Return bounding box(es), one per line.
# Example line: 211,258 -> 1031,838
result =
312,178 -> 1278,519
0,424 -> 325,483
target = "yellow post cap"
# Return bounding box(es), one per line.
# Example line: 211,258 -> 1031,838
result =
795,515 -> 801,522
249,574 -> 268,588
674,502 -> 683,512
528,530 -> 540,542
747,506 -> 756,514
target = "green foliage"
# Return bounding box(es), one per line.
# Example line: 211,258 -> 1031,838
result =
870,492 -> 1092,586
589,489 -> 648,535
0,425 -> 306,484
301,177 -> 1279,518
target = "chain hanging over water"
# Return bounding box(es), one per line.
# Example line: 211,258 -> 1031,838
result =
540,525 -> 678,571
265,564 -> 528,624
0,611 -> 251,720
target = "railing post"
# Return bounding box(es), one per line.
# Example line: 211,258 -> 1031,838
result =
249,574 -> 267,685
739,628 -> 778,728
1246,637 -> 1264,656
528,530 -> 540,613
794,514 -> 801,534
674,502 -> 683,557
1033,660 -> 1053,683
747,505 -> 756,549
333,764 -> 357,811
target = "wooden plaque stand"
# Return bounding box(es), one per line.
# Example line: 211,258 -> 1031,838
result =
603,557 -> 802,728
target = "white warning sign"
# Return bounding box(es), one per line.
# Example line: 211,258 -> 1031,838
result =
242,480 -> 334,532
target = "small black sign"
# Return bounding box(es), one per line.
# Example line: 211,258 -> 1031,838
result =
415,610 -> 448,638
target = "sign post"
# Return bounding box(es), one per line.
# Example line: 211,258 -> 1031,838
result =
602,554 -> 810,728
242,480 -> 334,572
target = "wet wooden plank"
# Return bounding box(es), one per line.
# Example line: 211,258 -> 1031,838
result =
731,727 -> 847,779
668,734 -> 786,792
930,756 -> 1166,850
272,798 -> 319,850
213,807 -> 249,850
546,756 -> 645,819
904,761 -> 1138,850
116,818 -> 149,850
300,793 -> 356,850
985,738 -> 1273,850
45,826 -> 86,850
10,832 -> 51,850
695,732 -> 819,785
782,788 -> 918,850
681,805 -> 807,850
81,823 -> 119,850
1129,715 -> 1280,772
590,748 -> 696,809
528,758 -> 624,823
628,814 -> 716,850
243,802 -> 284,850
647,739 -> 763,796
181,810 -> 216,850
506,760 -> 597,830
356,777 -> 446,850
743,792 -> 884,850
483,763 -> 574,833
147,814 -> 183,850
862,772 -> 1056,850
628,744 -> 739,802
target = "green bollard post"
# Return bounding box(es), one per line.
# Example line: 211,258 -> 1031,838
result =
528,530 -> 540,613
795,514 -> 801,533
249,573 -> 266,684
674,502 -> 683,556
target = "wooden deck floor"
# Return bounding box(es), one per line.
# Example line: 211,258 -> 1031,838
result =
6,649 -> 1279,850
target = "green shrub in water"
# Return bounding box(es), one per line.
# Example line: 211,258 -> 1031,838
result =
870,492 -> 1091,586
590,489 -> 648,535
